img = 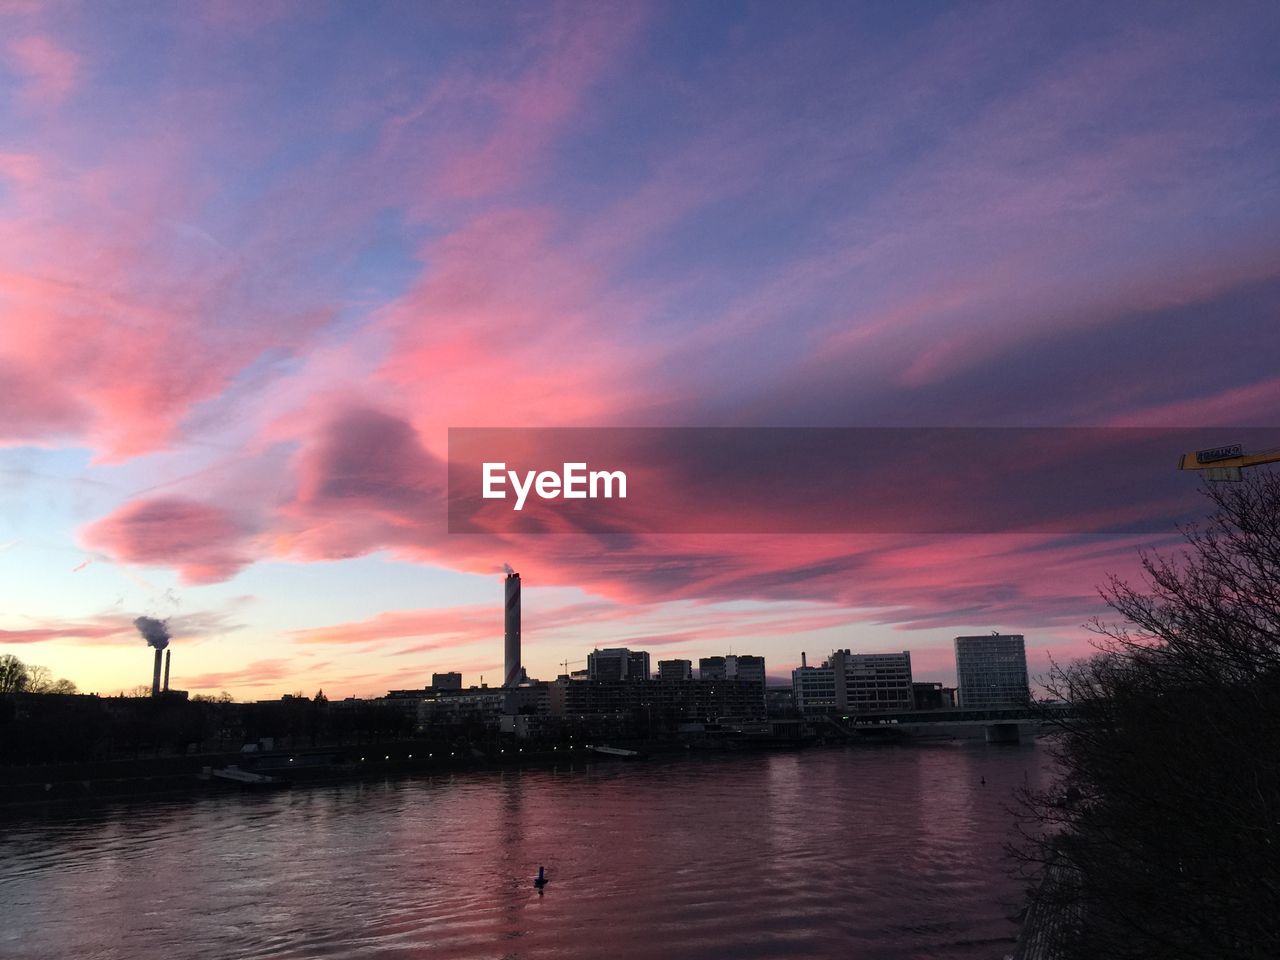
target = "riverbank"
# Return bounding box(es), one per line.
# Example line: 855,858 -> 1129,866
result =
0,729 -> 1033,810
0,734 -> 820,809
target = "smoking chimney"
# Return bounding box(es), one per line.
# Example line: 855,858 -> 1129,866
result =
163,649 -> 171,693
504,569 -> 521,687
133,615 -> 171,698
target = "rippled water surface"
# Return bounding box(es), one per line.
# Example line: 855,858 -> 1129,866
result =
0,744 -> 1052,960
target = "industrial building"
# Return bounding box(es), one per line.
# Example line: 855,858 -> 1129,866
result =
954,634 -> 1030,709
830,650 -> 914,712
791,649 -> 914,715
791,653 -> 836,715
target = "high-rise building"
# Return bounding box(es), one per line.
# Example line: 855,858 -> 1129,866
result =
829,650 -> 913,712
657,659 -> 692,681
587,647 -> 651,681
954,634 -> 1030,709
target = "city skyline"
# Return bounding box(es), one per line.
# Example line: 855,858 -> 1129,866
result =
3,2 -> 1280,699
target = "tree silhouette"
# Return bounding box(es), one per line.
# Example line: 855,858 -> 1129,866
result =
0,654 -> 29,693
1016,472 -> 1280,958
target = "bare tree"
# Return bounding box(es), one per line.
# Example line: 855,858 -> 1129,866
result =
1016,472 -> 1280,958
24,664 -> 53,693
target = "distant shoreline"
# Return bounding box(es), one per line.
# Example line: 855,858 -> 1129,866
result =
0,734 -> 1038,814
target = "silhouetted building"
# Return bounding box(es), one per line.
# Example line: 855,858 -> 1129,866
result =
587,647 -> 651,681
699,655 -> 767,703
504,682 -> 550,716
549,676 -> 765,727
728,655 -> 766,687
657,659 -> 692,681
432,672 -> 462,691
699,656 -> 727,680
955,634 -> 1030,708
416,687 -> 507,729
912,682 -> 948,710
765,685 -> 798,718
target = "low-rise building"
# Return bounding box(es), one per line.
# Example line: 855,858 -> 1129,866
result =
791,663 -> 837,715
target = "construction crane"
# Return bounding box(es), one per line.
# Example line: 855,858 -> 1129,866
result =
1178,442 -> 1280,481
560,658 -> 585,677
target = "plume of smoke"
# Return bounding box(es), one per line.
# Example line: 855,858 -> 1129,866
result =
503,563 -> 515,575
133,616 -> 171,650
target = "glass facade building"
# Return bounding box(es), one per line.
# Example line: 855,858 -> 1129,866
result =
954,634 -> 1030,708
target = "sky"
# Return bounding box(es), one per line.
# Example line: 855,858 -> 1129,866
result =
1,0 -> 1278,700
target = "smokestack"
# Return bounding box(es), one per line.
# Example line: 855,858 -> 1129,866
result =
163,649 -> 171,692
134,616 -> 171,698
504,569 -> 521,687
801,651 -> 807,668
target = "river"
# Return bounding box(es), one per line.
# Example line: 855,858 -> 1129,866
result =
0,742 -> 1053,960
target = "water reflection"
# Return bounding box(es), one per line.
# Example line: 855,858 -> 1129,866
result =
0,744 -> 1052,960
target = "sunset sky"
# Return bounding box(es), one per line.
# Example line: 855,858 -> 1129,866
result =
2,1 -> 1278,699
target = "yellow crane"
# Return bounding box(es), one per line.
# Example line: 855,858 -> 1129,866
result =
1178,442 -> 1280,480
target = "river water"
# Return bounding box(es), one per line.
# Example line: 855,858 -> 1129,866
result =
0,743 -> 1052,960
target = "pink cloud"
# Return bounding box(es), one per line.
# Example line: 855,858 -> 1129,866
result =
181,658 -> 296,692
382,6 -> 649,205
375,209 -> 657,441
0,607 -> 242,647
81,497 -> 254,584
0,152 -> 333,459
290,606 -> 497,647
0,619 -> 131,644
1104,376 -> 1280,427
7,34 -> 78,107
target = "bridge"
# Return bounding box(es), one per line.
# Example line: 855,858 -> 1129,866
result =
819,703 -> 1071,743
